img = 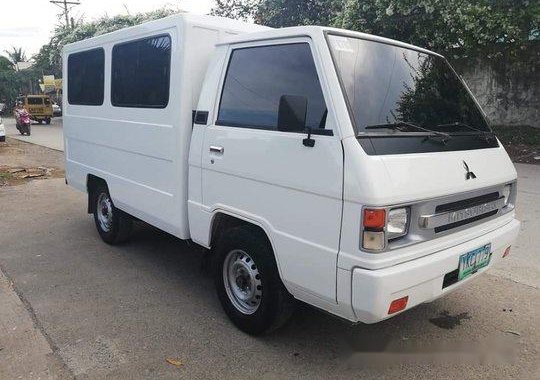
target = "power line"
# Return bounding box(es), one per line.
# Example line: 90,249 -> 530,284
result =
50,0 -> 80,28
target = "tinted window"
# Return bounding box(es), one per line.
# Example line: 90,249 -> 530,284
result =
327,35 -> 490,134
111,35 -> 171,108
217,43 -> 327,131
27,97 -> 43,105
68,48 -> 104,105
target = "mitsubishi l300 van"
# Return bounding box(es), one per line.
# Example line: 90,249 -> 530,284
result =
63,14 -> 520,334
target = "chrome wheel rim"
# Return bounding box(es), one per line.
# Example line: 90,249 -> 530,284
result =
223,250 -> 262,315
97,193 -> 113,233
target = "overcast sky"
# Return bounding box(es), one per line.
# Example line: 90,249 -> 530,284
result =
0,0 -> 214,59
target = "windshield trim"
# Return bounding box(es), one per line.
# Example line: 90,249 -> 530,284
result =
323,31 -> 493,140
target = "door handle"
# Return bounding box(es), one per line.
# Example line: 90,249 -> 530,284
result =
209,146 -> 224,154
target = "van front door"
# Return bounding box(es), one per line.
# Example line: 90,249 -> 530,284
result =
201,41 -> 343,304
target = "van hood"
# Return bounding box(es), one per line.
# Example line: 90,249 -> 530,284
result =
343,138 -> 517,205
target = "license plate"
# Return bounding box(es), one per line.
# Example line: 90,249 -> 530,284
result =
458,244 -> 491,281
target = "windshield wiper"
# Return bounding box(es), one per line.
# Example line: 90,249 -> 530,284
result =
364,120 -> 451,144
436,122 -> 495,142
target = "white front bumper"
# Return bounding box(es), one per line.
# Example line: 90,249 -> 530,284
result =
349,218 -> 520,323
0,123 -> 5,137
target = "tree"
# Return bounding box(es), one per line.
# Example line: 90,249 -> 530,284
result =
253,0 -> 343,27
210,0 -> 258,20
211,0 -> 539,58
4,46 -> 27,65
0,56 -> 14,71
336,0 -> 539,58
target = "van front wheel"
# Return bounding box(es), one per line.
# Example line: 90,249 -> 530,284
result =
214,226 -> 294,335
92,184 -> 133,244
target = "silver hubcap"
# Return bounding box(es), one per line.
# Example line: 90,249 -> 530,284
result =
223,250 -> 262,315
97,193 -> 113,233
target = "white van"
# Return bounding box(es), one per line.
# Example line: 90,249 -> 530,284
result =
63,14 -> 520,334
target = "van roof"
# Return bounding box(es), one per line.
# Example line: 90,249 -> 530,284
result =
218,25 -> 443,58
62,13 -> 441,58
63,13 -> 268,53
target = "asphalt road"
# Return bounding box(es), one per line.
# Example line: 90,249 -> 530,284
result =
0,137 -> 539,379
4,116 -> 64,151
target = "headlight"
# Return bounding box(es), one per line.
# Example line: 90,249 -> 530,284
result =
362,207 -> 410,252
502,184 -> 512,206
387,207 -> 409,239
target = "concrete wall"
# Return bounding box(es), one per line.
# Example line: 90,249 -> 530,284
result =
453,52 -> 539,128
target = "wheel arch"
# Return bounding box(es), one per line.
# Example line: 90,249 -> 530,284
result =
208,211 -> 286,283
86,174 -> 108,214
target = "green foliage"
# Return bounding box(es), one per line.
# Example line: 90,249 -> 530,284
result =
3,46 -> 27,64
211,0 -> 258,20
254,0 -> 343,27
336,0 -> 539,58
0,56 -> 14,71
211,0 -> 539,58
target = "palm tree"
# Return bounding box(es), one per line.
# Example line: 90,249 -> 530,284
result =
4,46 -> 27,65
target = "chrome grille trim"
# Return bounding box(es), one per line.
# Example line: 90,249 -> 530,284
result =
419,197 -> 505,229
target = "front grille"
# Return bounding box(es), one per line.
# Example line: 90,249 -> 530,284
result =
434,192 -> 500,233
435,192 -> 500,213
434,209 -> 498,233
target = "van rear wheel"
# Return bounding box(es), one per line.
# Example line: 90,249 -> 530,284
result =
92,184 -> 133,244
214,226 -> 294,335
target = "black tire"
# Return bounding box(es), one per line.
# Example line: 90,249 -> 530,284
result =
26,125 -> 31,135
0,136 -> 5,142
214,226 -> 294,335
92,183 -> 133,244
45,118 -> 51,125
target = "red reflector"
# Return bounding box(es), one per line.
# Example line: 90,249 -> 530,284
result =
363,209 -> 386,229
503,246 -> 511,258
388,296 -> 408,314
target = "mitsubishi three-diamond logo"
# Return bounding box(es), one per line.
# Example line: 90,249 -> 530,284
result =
463,161 -> 477,180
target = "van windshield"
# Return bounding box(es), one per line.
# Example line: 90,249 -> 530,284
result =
327,35 -> 492,140
27,97 -> 44,105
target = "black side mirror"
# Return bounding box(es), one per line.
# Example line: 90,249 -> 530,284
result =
277,95 -> 307,133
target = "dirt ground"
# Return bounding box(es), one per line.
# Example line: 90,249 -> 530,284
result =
0,138 -> 65,186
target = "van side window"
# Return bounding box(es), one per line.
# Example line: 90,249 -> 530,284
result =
67,48 -> 105,106
217,43 -> 328,132
111,35 -> 171,108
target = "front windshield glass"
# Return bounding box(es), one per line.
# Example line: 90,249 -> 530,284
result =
327,34 -> 491,135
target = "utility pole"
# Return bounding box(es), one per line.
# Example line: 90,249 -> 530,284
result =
50,0 -> 80,28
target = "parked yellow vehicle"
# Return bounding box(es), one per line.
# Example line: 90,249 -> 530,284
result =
16,95 -> 53,124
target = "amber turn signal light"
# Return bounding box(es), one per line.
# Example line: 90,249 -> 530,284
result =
363,209 -> 386,229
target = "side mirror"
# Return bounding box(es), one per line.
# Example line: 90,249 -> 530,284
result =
277,95 -> 307,133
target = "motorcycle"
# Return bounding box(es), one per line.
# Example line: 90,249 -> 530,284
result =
15,108 -> 31,136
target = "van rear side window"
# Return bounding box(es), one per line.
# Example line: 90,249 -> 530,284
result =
68,48 -> 105,105
111,35 -> 171,108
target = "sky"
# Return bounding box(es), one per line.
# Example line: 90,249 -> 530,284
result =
0,0 -> 215,60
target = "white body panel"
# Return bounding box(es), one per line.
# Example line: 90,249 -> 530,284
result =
64,18 -> 520,324
63,14 -> 266,239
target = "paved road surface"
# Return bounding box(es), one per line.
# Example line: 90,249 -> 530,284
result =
4,116 -> 64,151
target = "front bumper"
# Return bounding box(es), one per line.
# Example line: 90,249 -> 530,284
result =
350,218 -> 520,323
